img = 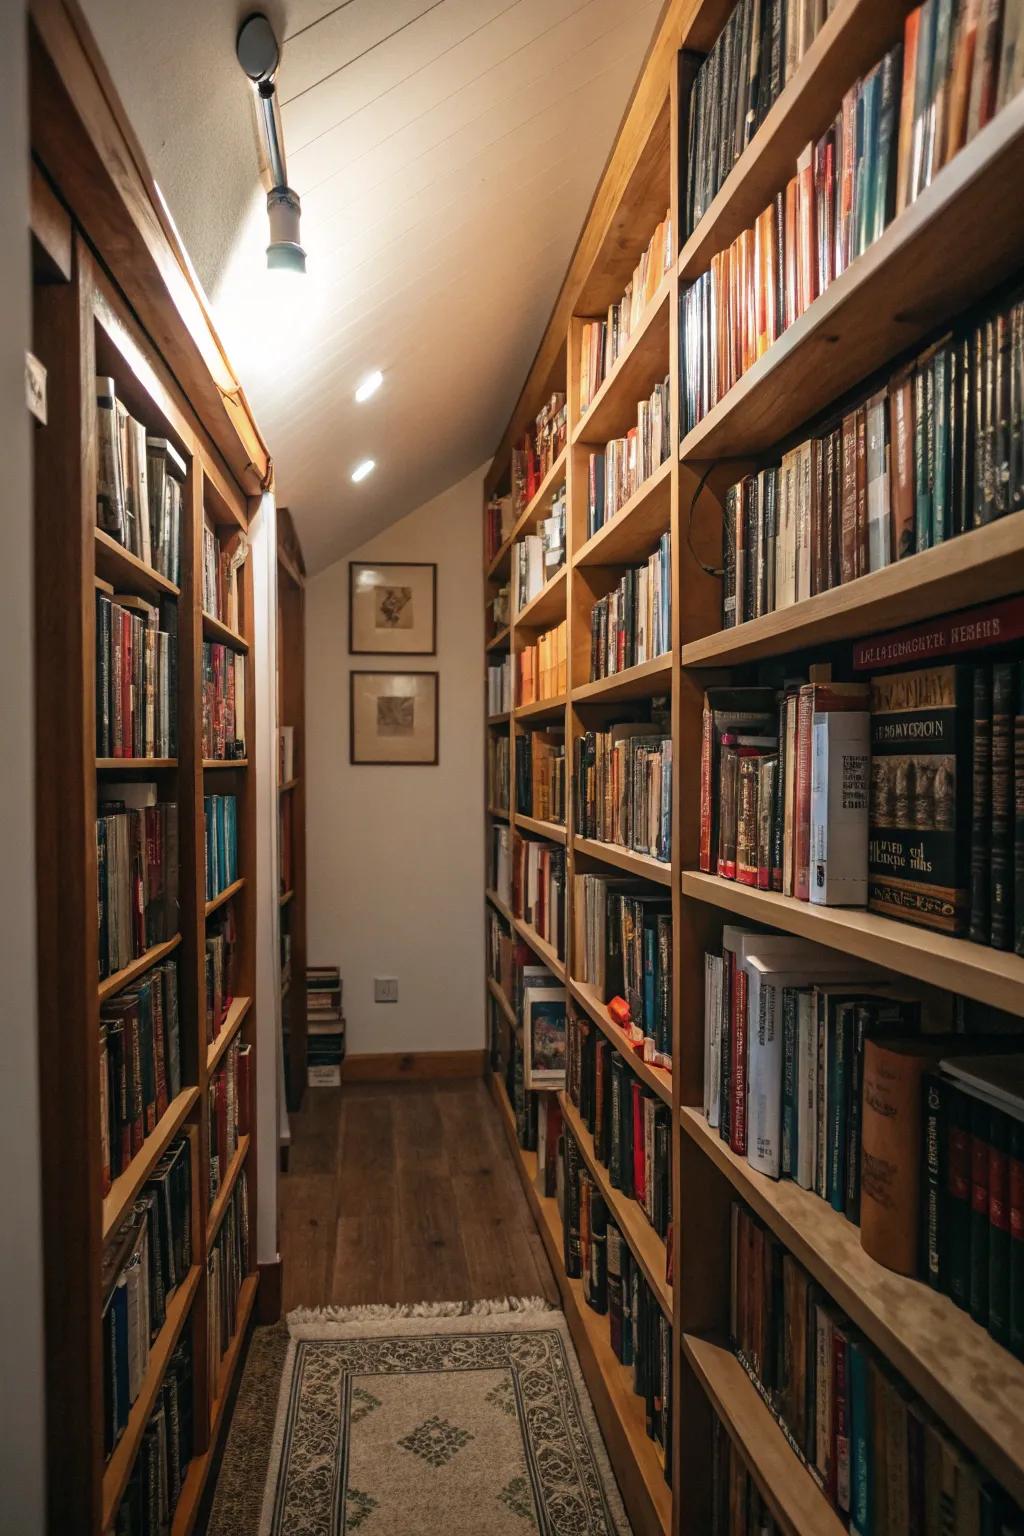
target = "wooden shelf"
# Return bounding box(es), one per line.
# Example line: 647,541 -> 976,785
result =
487,711 -> 510,726
512,915 -> 567,982
681,1106 -> 1024,1505
490,1075 -> 671,1535
205,876 -> 245,919
487,804 -> 510,821
574,836 -> 672,887
279,888 -> 294,908
486,624 -> 511,650
568,978 -> 672,1107
206,995 -> 252,1075
683,1333 -> 846,1536
101,1264 -> 201,1529
486,975 -> 516,1028
682,512 -> 1024,667
679,94 -> 1024,464
94,526 -> 179,601
514,694 -> 567,723
98,933 -> 182,1002
96,757 -> 177,771
486,450 -> 568,578
206,1133 -> 252,1247
574,458 -> 672,569
573,278 -> 671,448
514,564 -> 567,629
681,870 -> 1024,1017
572,652 -> 672,703
101,1087 -> 200,1242
201,610 -> 249,652
513,812 -> 567,843
560,1091 -> 671,1320
485,887 -> 513,924
278,777 -> 299,793
202,757 -> 248,770
677,0 -> 911,281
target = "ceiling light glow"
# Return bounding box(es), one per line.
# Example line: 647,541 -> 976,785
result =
355,370 -> 384,403
351,459 -> 376,483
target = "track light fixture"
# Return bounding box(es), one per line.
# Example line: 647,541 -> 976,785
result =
236,13 -> 306,275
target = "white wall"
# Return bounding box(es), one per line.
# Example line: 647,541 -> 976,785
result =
0,4 -> 47,1528
306,466 -> 486,1057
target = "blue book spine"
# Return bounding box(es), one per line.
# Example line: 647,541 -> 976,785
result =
203,798 -> 213,900
217,796 -> 227,893
828,1005 -> 848,1212
849,1339 -> 871,1535
113,1277 -> 130,1434
643,925 -> 655,1035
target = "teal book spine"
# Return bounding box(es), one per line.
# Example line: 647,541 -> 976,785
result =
828,1004 -> 847,1213
849,1338 -> 871,1535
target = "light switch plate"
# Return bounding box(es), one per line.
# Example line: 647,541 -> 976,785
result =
374,976 -> 398,1003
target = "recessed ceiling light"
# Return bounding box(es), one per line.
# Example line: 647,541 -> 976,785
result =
351,458 -> 376,483
355,369 -> 383,403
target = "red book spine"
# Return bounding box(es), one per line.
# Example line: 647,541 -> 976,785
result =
699,698 -> 713,872
730,966 -> 749,1155
832,1326 -> 849,1513
794,687 -> 814,901
632,1081 -> 645,1203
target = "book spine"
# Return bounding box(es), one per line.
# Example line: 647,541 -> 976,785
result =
969,1098 -> 991,1326
970,666 -> 993,943
794,688 -> 813,902
989,1109 -> 1011,1348
922,1074 -> 945,1291
730,965 -> 748,1155
1009,1118 -> 1024,1359
1015,660 -> 1024,955
990,660 -> 1014,949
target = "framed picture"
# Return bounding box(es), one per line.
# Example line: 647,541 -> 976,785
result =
349,670 -> 439,766
349,561 -> 436,655
523,987 -> 566,1090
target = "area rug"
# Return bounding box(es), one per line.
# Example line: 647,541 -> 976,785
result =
257,1297 -> 631,1535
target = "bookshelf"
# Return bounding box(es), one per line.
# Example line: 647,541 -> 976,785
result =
30,10 -> 268,1529
482,1 -> 1024,1533
277,508 -> 307,1110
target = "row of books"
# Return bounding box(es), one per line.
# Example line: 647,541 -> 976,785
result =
709,1415 -> 779,1536
100,960 -> 182,1192
512,393 -> 568,517
512,833 -> 566,962
490,582 -> 510,633
490,824 -> 513,909
589,533 -> 672,681
515,728 -> 565,827
306,964 -> 344,1087
113,1336 -> 193,1536
517,621 -> 567,707
487,731 -> 510,813
560,1131 -> 671,1480
572,875 -> 672,1067
206,905 -> 237,1046
586,376 -> 671,538
577,210 -> 673,414
96,377 -> 183,584
573,721 -> 672,863
207,1173 -> 250,1402
684,0 -> 830,240
96,590 -> 177,759
512,487 -> 565,613
208,1037 -> 250,1201
487,656 -> 512,716
201,642 -> 246,760
485,492 -> 515,563
566,1013 -> 671,1239
102,1136 -> 192,1459
204,793 -> 239,903
201,514 -> 246,629
97,786 -> 178,980
723,293 -> 1024,628
730,1198 -> 1024,1531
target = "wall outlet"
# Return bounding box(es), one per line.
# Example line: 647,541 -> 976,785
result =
374,976 -> 399,1004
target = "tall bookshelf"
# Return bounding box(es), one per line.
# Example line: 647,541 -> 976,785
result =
277,507 -> 308,1112
29,9 -> 268,1529
482,3 -> 1024,1533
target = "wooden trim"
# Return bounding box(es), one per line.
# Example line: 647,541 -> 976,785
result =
339,1050 -> 487,1083
573,835 -> 672,887
513,812 -> 567,843
571,652 -> 672,703
30,158 -> 72,280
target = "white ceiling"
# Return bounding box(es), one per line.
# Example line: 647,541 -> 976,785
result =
79,0 -> 661,571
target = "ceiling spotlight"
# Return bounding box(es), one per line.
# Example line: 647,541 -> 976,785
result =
237,13 -> 306,275
351,459 -> 376,483
355,370 -> 384,403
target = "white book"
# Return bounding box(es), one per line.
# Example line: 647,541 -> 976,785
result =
865,390 -> 891,571
796,442 -> 813,602
809,710 -> 870,906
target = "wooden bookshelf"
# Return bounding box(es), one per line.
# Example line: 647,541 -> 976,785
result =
205,875 -> 246,919
571,652 -> 672,702
514,564 -> 567,629
573,835 -> 673,887
277,507 -> 308,1111
512,916 -> 567,983
30,15 -> 266,1526
513,812 -> 567,843
573,458 -> 673,568
514,694 -> 566,722
572,278 -> 671,447
567,979 -> 672,1107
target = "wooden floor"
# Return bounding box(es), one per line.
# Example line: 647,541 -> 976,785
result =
278,1077 -> 558,1312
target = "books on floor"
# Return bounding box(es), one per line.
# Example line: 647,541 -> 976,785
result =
306,964 -> 345,1086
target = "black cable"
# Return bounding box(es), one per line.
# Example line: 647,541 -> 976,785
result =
685,459 -> 723,578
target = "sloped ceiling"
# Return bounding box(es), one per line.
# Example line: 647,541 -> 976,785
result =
79,0 -> 662,571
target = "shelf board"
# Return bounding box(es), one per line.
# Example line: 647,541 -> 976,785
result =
573,278 -> 672,448
203,757 -> 249,770
572,653 -> 672,703
682,512 -> 1024,666
99,933 -> 182,1002
573,458 -> 673,569
206,995 -> 252,1076
513,812 -> 567,843
567,978 -> 672,1107
201,610 -> 249,653
560,1092 -> 671,1320
680,1105 -> 1024,1505
279,888 -> 295,908
487,804 -> 510,822
485,888 -> 513,924
514,694 -> 567,723
679,92 -> 1024,463
487,711 -> 510,727
101,1087 -> 200,1242
486,975 -> 516,1028
490,1075 -> 671,1534
512,915 -> 567,982
681,870 -> 1024,1017
486,624 -> 511,650
573,836 -> 672,887
96,757 -> 177,771
678,0 -> 911,281
101,1263 -> 201,1529
683,1333 -> 846,1536
94,526 -> 179,600
206,1133 -> 252,1247
514,565 -> 567,630
205,876 -> 245,919
278,777 -> 299,793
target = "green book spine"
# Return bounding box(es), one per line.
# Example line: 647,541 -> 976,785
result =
932,346 -> 949,543
914,365 -> 932,550
828,1003 -> 848,1213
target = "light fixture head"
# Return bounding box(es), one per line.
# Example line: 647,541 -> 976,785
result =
355,369 -> 384,403
351,459 -> 376,483
266,185 -> 306,275
236,13 -> 279,84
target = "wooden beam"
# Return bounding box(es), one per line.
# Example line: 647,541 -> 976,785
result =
30,159 -> 72,282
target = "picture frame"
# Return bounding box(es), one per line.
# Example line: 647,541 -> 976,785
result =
349,670 -> 439,766
523,987 -> 567,1090
349,560 -> 437,655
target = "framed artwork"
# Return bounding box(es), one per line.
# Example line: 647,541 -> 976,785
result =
349,670 -> 439,765
349,561 -> 437,655
523,987 -> 567,1090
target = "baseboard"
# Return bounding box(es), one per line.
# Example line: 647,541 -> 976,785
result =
340,1049 -> 486,1083
256,1258 -> 283,1325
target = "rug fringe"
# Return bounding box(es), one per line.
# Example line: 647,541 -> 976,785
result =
287,1295 -> 555,1327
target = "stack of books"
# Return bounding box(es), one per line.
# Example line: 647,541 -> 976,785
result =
95,377 -> 183,583
306,965 -> 345,1086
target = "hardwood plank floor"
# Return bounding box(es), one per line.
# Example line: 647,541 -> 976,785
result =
279,1077 -> 557,1312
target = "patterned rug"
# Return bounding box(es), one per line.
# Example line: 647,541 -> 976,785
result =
255,1298 -> 631,1535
